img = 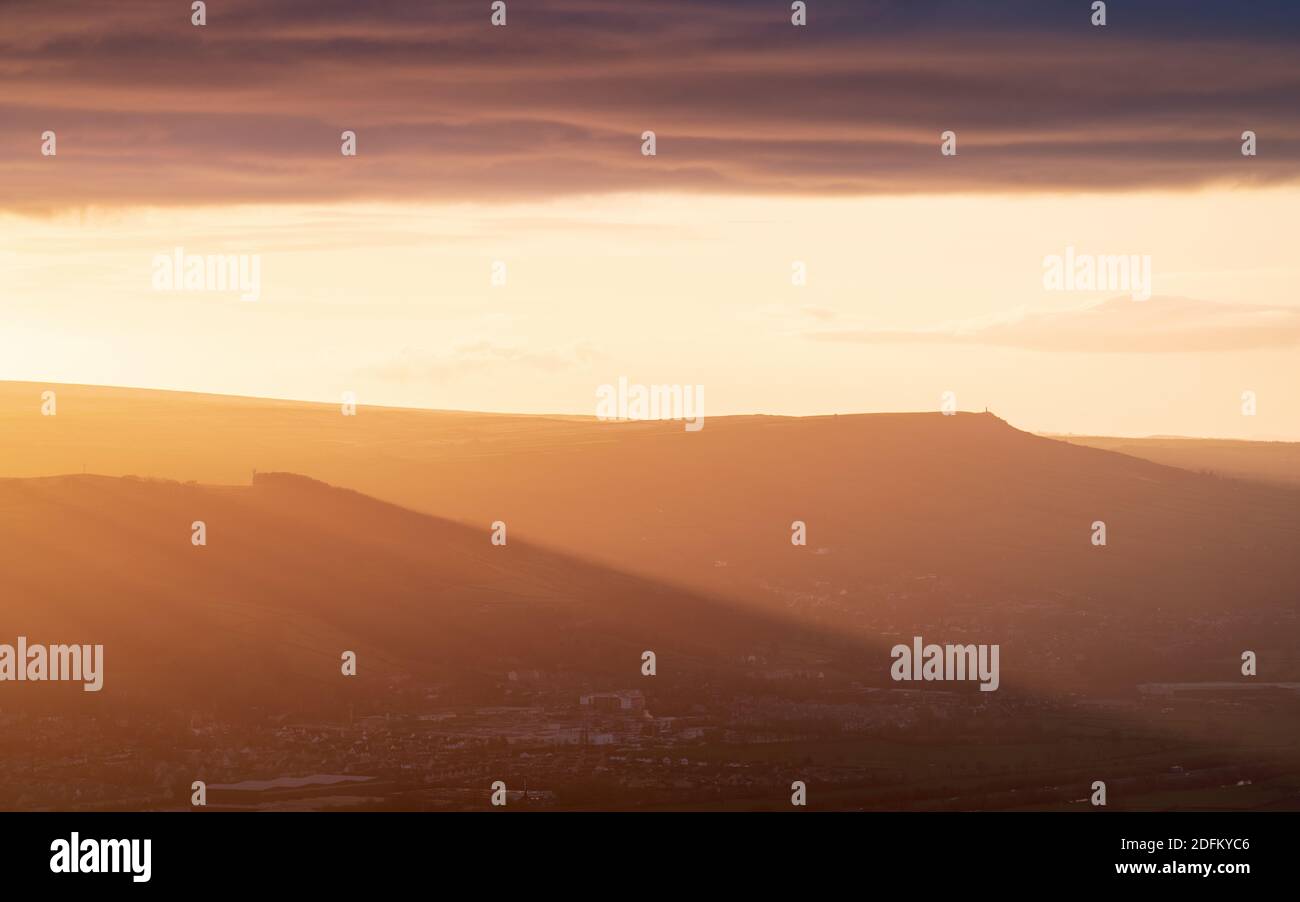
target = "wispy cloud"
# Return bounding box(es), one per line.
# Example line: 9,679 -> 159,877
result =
361,341 -> 603,382
805,296 -> 1300,353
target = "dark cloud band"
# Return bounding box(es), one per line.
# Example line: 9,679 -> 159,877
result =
2,0 -> 1297,211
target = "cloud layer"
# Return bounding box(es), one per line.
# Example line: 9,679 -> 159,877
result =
2,0 -> 1298,211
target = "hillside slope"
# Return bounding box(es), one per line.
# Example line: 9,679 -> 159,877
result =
0,472 -> 829,714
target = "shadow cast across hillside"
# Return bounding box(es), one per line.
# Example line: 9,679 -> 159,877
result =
2,471 -> 1298,810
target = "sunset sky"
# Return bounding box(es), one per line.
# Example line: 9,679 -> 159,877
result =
2,0 -> 1298,438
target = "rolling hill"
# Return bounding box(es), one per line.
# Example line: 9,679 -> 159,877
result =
4,381 -> 1299,695
0,471 -> 829,714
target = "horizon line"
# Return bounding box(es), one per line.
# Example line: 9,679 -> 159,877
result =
4,378 -> 1295,445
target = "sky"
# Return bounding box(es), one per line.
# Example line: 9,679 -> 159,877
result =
2,0 -> 1298,438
